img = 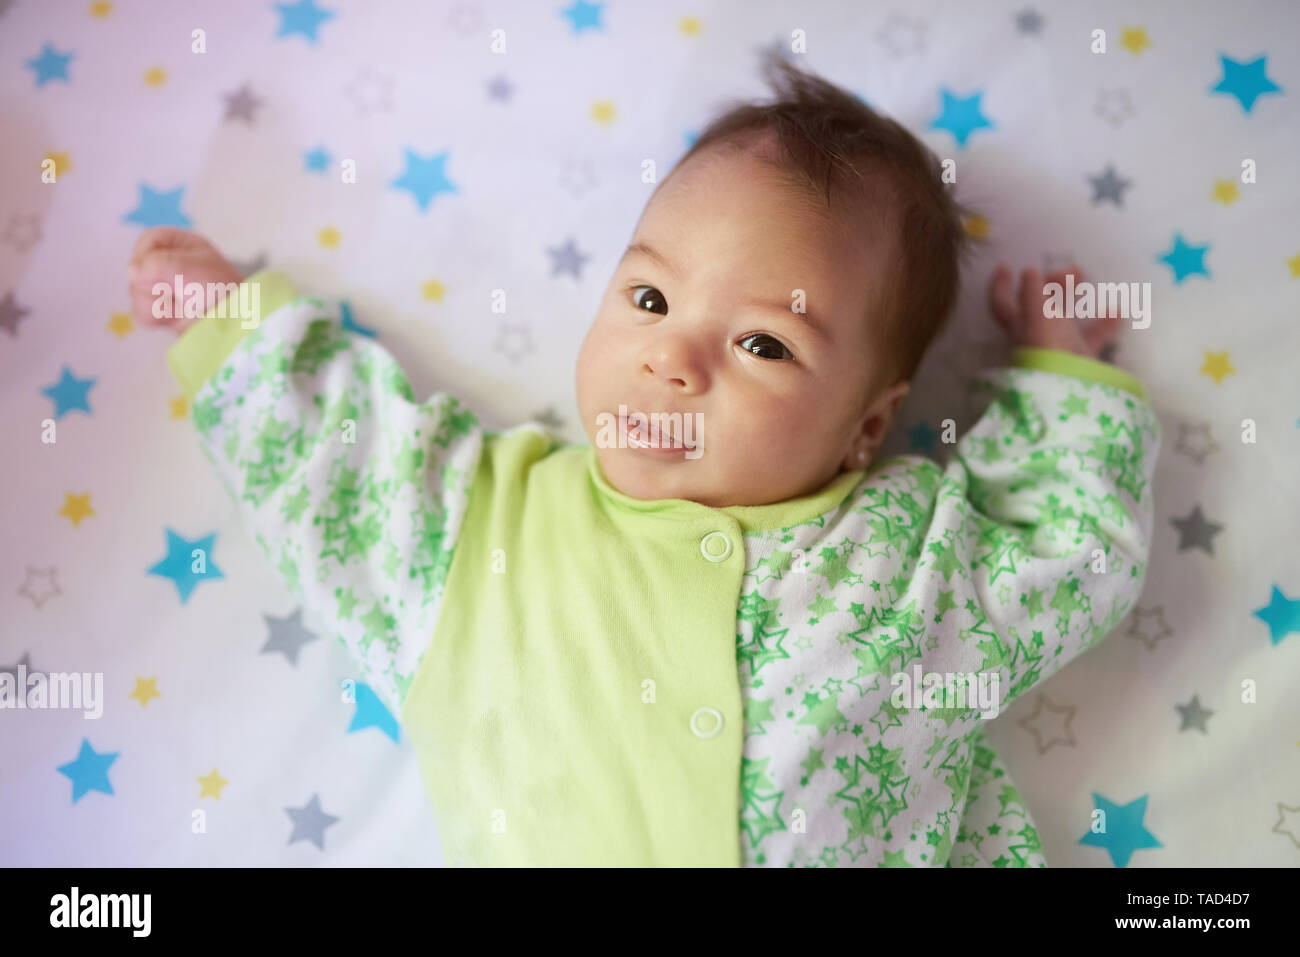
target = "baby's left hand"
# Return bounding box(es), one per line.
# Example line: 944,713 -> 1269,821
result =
987,264 -> 1121,360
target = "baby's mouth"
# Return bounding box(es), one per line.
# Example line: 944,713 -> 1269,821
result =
617,411 -> 700,455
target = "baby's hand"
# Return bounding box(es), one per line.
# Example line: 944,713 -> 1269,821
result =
126,227 -> 244,334
987,264 -> 1121,360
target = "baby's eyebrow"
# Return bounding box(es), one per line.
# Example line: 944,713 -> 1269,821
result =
624,242 -> 829,342
623,241 -> 681,279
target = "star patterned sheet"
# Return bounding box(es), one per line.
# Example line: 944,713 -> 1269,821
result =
1,0 -> 1297,867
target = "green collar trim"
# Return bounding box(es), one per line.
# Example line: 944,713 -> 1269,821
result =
581,445 -> 863,532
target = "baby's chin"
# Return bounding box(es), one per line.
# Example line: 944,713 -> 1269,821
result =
594,448 -> 711,504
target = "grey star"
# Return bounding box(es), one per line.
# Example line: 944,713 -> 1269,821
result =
1088,164 -> 1132,206
530,406 -> 566,430
1175,694 -> 1214,734
1016,693 -> 1077,754
1,651 -> 43,683
1170,504 -> 1223,554
223,84 -> 263,124
285,793 -> 339,850
1094,88 -> 1135,126
494,321 -> 535,362
231,252 -> 268,278
558,158 -> 597,198
547,237 -> 589,279
1274,804 -> 1300,849
17,566 -> 60,608
1174,421 -> 1219,465
1125,604 -> 1173,651
1014,8 -> 1043,34
1098,341 -> 1118,364
876,12 -> 927,58
2,213 -> 42,252
486,74 -> 514,103
0,291 -> 30,336
261,608 -> 318,666
345,68 -> 394,115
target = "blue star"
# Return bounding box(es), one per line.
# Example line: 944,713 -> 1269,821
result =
929,88 -> 994,148
41,366 -> 96,419
57,739 -> 118,803
907,422 -> 938,452
390,148 -> 458,212
1210,54 -> 1282,114
683,129 -> 698,149
147,528 -> 225,603
304,146 -> 331,172
274,0 -> 335,43
560,0 -> 604,34
339,301 -> 377,339
1078,793 -> 1162,867
347,682 -> 400,742
26,44 -> 74,88
1252,585 -> 1300,645
1156,233 -> 1210,283
123,184 -> 192,228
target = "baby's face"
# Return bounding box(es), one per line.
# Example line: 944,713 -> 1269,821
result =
576,144 -> 905,507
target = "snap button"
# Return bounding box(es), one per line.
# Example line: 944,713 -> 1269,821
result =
699,531 -> 732,562
690,706 -> 724,739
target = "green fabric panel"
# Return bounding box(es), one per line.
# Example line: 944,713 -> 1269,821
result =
400,430 -> 865,865
1009,346 -> 1148,401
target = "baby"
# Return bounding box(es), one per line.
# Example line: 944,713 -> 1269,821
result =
127,56 -> 1159,867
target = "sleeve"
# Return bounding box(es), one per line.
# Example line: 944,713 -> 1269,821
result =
938,346 -> 1161,712
167,269 -> 485,717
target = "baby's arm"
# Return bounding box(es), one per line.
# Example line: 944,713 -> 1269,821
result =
129,228 -> 485,717
939,264 -> 1160,710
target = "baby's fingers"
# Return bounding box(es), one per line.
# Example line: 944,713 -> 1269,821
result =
1017,267 -> 1046,323
128,226 -> 193,266
1082,313 -> 1122,355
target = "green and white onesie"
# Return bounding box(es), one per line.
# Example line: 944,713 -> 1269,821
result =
169,270 -> 1161,868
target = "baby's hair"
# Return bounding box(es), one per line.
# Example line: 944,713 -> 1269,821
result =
674,50 -> 977,390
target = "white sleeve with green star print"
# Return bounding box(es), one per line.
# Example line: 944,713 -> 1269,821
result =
181,294 -> 483,718
734,350 -> 1160,867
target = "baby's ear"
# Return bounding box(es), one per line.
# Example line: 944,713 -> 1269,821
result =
875,379 -> 910,421
888,380 -> 911,412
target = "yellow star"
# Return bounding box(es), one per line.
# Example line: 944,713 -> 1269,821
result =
89,1 -> 113,17
129,677 -> 160,708
679,16 -> 702,36
1211,179 -> 1239,205
107,312 -> 134,338
169,395 -> 189,419
198,768 -> 229,800
1119,27 -> 1149,55
1200,350 -> 1235,384
45,151 -> 72,178
318,226 -> 341,248
1287,252 -> 1300,278
144,66 -> 167,87
591,100 -> 617,125
59,493 -> 95,526
962,214 -> 990,240
421,279 -> 446,302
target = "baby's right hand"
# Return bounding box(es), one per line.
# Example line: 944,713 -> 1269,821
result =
126,227 -> 244,334
987,264 -> 1121,361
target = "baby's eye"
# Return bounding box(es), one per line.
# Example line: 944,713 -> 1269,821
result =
630,285 -> 668,315
738,333 -> 793,361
